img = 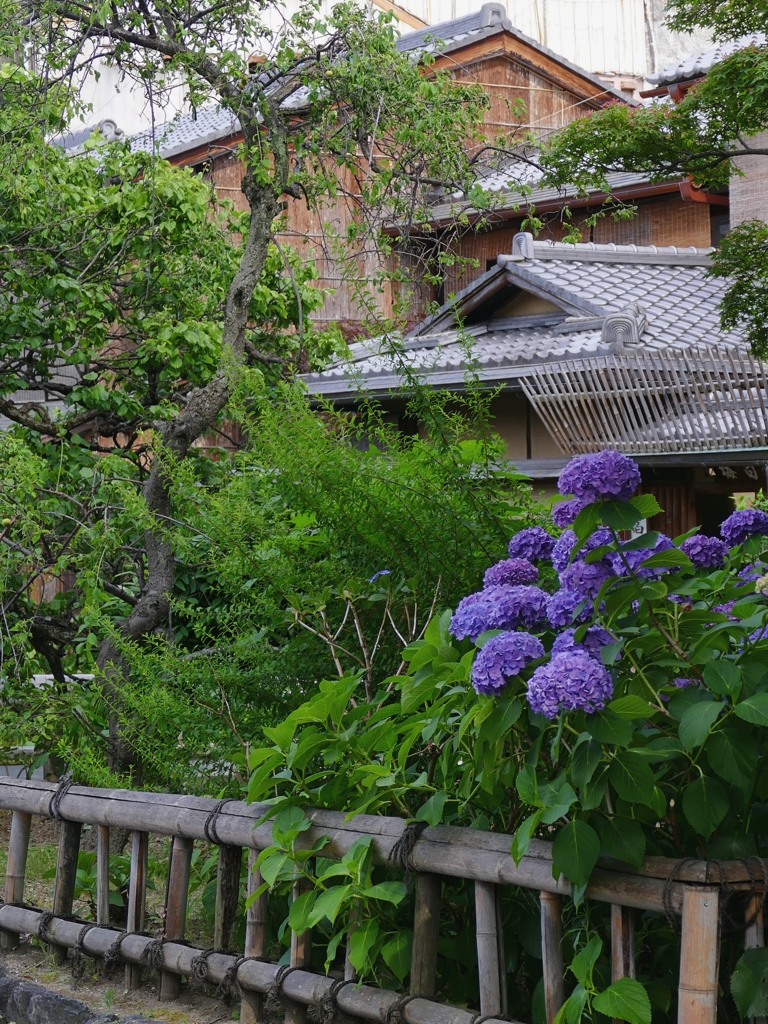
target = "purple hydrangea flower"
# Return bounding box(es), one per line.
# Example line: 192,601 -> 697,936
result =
450,585 -> 550,640
552,528 -> 612,573
712,600 -> 737,618
507,527 -> 556,562
557,450 -> 641,504
721,509 -> 768,546
471,631 -> 545,695
551,626 -> 614,660
674,677 -> 696,689
609,534 -> 675,579
526,651 -> 614,719
450,590 -> 496,642
740,562 -> 767,582
669,594 -> 694,609
680,534 -> 729,569
483,558 -> 538,588
551,498 -> 585,528
546,589 -> 593,628
559,559 -> 613,598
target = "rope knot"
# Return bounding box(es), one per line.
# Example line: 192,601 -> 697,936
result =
388,821 -> 429,887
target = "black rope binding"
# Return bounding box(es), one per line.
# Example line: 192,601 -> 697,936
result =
71,922 -> 99,982
141,937 -> 166,972
469,1013 -> 514,1024
319,977 -> 356,1024
36,910 -> 56,945
47,772 -> 74,821
204,798 -> 237,845
190,946 -> 216,986
265,964 -> 301,1015
663,856 -> 768,935
383,993 -> 419,1024
102,930 -> 128,972
388,821 -> 429,887
217,954 -> 245,1003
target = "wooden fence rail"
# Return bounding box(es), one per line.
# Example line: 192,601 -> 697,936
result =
0,778 -> 761,1024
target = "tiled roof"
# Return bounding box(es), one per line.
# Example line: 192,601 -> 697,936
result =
302,240 -> 741,398
647,32 -> 766,85
130,105 -> 242,161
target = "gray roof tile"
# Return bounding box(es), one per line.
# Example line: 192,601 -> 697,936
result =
303,240 -> 743,398
648,32 -> 766,85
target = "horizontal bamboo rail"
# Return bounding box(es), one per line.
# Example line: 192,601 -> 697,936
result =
0,777 -> 762,1024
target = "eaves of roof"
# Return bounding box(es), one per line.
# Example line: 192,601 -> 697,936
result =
647,32 -> 767,87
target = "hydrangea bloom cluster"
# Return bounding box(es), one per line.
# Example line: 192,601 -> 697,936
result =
450,585 -> 549,640
680,534 -> 729,569
551,626 -> 614,660
721,509 -> 768,546
552,528 -> 612,573
740,562 -> 767,583
551,498 -> 584,528
527,651 -> 613,719
483,558 -> 538,588
609,534 -> 674,579
507,527 -> 555,562
471,632 -> 545,695
674,677 -> 696,689
546,589 -> 592,628
559,560 -> 613,598
557,450 -> 641,504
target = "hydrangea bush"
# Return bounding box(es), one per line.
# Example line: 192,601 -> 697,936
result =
247,450 -> 768,1023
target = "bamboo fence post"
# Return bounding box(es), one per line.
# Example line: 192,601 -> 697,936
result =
677,887 -> 719,1024
241,849 -> 269,1024
51,819 -> 82,963
475,881 -> 506,1016
540,891 -> 564,1024
744,893 -> 766,1024
610,905 -> 635,1024
2,810 -> 31,951
125,830 -> 149,991
96,825 -> 110,927
286,875 -> 313,1024
411,873 -> 442,998
159,836 -> 194,1001
214,844 -> 242,950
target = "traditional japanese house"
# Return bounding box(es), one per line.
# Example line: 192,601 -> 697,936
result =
303,233 -> 767,537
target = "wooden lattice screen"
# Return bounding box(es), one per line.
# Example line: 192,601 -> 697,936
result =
519,345 -> 768,456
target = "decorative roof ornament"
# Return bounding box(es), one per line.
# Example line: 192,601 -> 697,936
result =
601,302 -> 648,347
511,231 -> 535,259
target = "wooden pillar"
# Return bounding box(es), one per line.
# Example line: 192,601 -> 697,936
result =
475,881 -> 507,1016
241,849 -> 269,1024
159,836 -> 194,1001
125,830 -> 149,991
411,873 -> 442,998
214,844 -> 242,950
744,893 -> 766,1024
286,876 -> 313,1024
96,825 -> 110,927
51,820 -> 82,963
678,887 -> 719,1024
2,811 -> 31,950
611,905 -> 635,1024
540,891 -> 564,1024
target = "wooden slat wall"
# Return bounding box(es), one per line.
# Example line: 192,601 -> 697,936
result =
645,484 -> 697,539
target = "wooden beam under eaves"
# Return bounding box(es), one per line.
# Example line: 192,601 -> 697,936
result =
371,0 -> 427,29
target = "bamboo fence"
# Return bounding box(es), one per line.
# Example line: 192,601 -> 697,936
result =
0,777 -> 762,1024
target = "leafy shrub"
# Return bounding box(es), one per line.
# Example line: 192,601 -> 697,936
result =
248,449 -> 768,1023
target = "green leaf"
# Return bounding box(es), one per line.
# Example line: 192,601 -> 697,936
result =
307,885 -> 350,927
592,978 -> 652,1024
599,500 -> 643,531
571,737 -> 602,787
551,819 -> 600,887
347,918 -> 379,973
573,503 -> 602,547
608,695 -> 653,721
361,881 -> 407,905
415,791 -> 447,826
641,548 -> 692,569
707,728 -> 759,787
570,936 -> 602,986
678,699 -> 722,751
586,711 -> 633,747
630,494 -> 663,518
608,751 -> 656,806
683,776 -> 729,838
731,947 -> 768,1018
511,810 -> 542,864
704,660 -> 741,699
516,764 -> 541,807
288,889 -> 317,934
600,816 -> 646,867
735,692 -> 768,726
382,930 -> 413,984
